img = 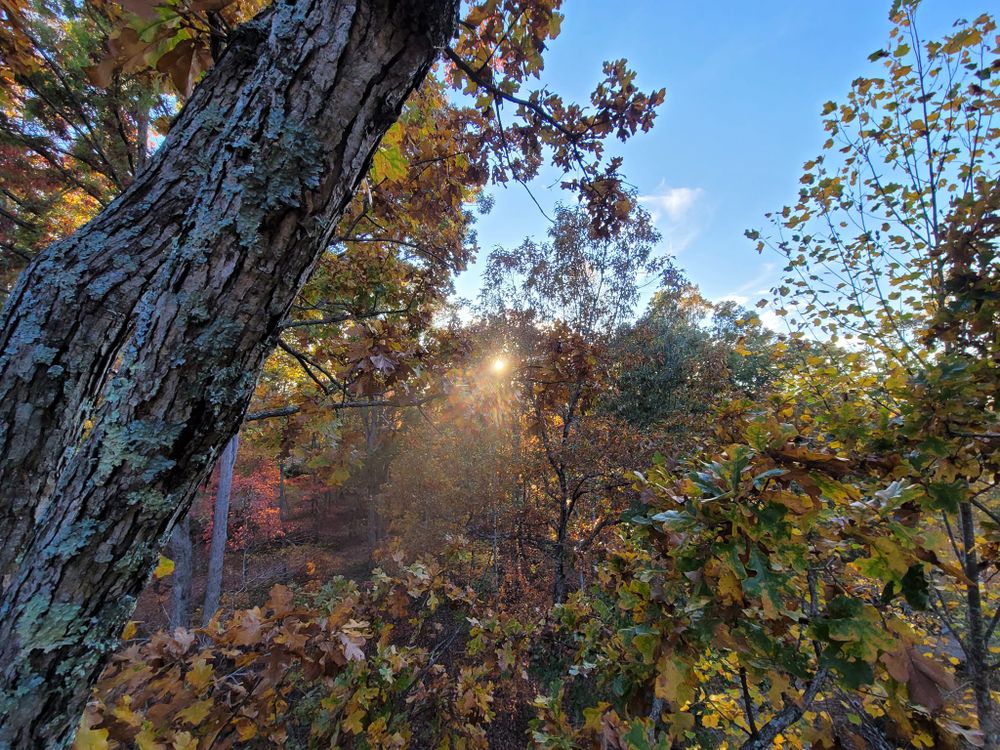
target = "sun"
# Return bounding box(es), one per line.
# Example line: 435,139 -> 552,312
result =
491,357 -> 507,374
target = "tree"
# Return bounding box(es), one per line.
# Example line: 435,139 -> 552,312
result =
0,0 -> 665,743
609,274 -> 775,445
525,7 -> 999,748
480,203 -> 663,601
749,5 -> 1000,744
201,434 -> 238,626
480,202 -> 664,337
166,516 -> 192,628
0,3 -> 456,743
0,0 -> 164,296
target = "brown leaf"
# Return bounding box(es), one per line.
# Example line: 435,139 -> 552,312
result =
910,648 -> 955,691
155,39 -> 195,97
114,27 -> 155,74
880,644 -> 955,712
85,58 -> 117,88
880,648 -> 910,683
231,610 -> 263,647
266,584 -> 294,617
114,0 -> 160,21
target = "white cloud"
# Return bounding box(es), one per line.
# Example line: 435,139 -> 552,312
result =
718,293 -> 749,305
756,308 -> 787,334
639,185 -> 705,223
638,184 -> 707,254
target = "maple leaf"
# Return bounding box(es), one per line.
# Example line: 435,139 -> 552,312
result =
170,732 -> 197,750
231,610 -> 263,647
176,698 -> 214,727
339,632 -> 366,662
135,727 -> 167,750
73,725 -> 110,750
185,657 -> 214,692
266,584 -> 294,617
342,708 -> 366,735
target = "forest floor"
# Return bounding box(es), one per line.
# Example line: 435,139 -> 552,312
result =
135,494 -> 372,632
131,493 -> 540,747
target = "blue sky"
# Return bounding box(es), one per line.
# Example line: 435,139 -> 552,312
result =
452,0 -> 988,316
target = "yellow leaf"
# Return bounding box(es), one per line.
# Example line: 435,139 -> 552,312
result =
655,655 -> 693,705
717,568 -> 744,605
186,658 -> 214,692
235,719 -> 257,741
768,672 -> 790,705
177,698 -> 213,726
121,620 -> 138,640
112,695 -> 141,727
136,727 -> 166,750
172,732 -> 198,750
74,725 -> 110,750
154,555 -> 175,579
343,708 -> 366,735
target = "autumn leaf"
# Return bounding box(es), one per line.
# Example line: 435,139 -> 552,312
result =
176,699 -> 214,726
135,727 -> 167,750
266,584 -> 294,617
339,632 -> 366,662
153,555 -> 175,579
231,610 -> 263,646
654,654 -> 693,705
186,658 -> 214,692
342,708 -> 366,735
880,645 -> 955,712
74,724 -> 110,750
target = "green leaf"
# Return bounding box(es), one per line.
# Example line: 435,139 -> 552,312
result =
632,632 -> 659,664
824,654 -> 874,689
901,564 -> 929,610
372,142 -> 407,183
742,546 -> 784,617
925,482 -> 965,514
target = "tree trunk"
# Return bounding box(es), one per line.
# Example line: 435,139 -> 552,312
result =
0,0 -> 457,745
553,498 -> 569,604
167,514 -> 192,629
553,553 -> 567,603
363,401 -> 380,559
553,535 -> 568,604
961,501 -> 999,749
202,434 -> 238,625
278,461 -> 288,521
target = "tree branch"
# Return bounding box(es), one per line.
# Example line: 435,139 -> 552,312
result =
738,668 -> 828,750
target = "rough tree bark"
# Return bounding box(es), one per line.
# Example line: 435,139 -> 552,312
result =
202,433 -> 238,625
0,0 -> 458,745
960,501 -> 999,749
